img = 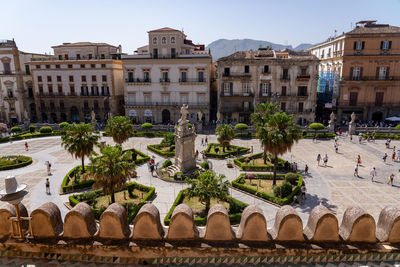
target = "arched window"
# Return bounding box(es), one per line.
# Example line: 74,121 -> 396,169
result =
153,37 -> 157,44
162,37 -> 166,44
171,37 -> 175,44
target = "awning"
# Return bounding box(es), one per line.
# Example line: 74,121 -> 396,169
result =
385,116 -> 400,122
144,109 -> 152,116
128,109 -> 137,117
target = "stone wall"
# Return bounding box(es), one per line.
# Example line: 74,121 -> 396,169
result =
0,202 -> 400,265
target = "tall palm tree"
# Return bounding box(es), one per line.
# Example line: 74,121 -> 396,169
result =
106,116 -> 134,145
61,123 -> 100,173
88,145 -> 136,204
264,112 -> 301,185
251,102 -> 280,164
216,124 -> 235,152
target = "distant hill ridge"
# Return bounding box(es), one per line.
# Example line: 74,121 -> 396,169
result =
206,38 -> 313,60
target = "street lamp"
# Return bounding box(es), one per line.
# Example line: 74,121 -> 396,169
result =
0,176 -> 28,239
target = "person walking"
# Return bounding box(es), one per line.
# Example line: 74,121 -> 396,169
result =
357,155 -> 362,165
201,138 -> 204,146
45,178 -> 50,195
358,133 -> 362,144
45,161 -> 51,175
383,153 -> 388,163
301,184 -> 306,200
323,154 -> 328,167
24,142 -> 29,151
392,151 -> 396,162
317,154 -> 321,166
387,173 -> 395,186
386,139 -> 390,149
205,136 -> 208,145
334,143 -> 339,153
195,150 -> 199,158
370,167 -> 376,182
304,164 -> 309,175
354,164 -> 359,177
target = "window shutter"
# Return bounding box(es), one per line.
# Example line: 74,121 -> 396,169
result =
389,41 -> 392,49
386,67 -> 390,78
259,83 -> 262,96
350,67 -> 354,77
230,82 -> 233,95
380,41 -> 383,50
360,67 -> 363,78
353,42 -> 357,50
376,67 -> 380,78
361,41 -> 365,50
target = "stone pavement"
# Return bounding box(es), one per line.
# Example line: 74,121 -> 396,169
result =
1,134 -> 400,226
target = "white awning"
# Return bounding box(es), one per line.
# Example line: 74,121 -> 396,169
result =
144,109 -> 152,116
128,109 -> 137,117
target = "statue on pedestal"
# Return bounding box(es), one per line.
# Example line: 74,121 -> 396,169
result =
349,112 -> 356,135
197,111 -> 203,132
175,104 -> 196,173
328,112 -> 335,133
179,104 -> 189,124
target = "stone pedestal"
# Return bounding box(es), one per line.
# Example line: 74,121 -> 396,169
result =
349,122 -> 356,135
175,120 -> 196,172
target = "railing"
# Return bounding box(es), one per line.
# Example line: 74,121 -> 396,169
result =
221,106 -> 254,113
0,71 -> 15,75
159,78 -> 170,83
343,76 -> 400,81
296,75 -> 310,80
125,102 -> 208,107
280,75 -> 290,81
37,92 -> 66,97
222,72 -> 251,77
339,101 -> 400,108
30,56 -> 116,61
125,78 -> 151,83
179,78 -> 206,83
220,92 -> 254,97
286,109 -> 313,114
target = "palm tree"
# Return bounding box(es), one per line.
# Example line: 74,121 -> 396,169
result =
216,124 -> 235,152
61,123 -> 100,173
185,170 -> 229,214
88,145 -> 136,204
263,112 -> 301,185
106,116 -> 134,145
251,102 -> 280,164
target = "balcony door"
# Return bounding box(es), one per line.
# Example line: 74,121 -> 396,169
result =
349,92 -> 358,106
375,92 -> 384,106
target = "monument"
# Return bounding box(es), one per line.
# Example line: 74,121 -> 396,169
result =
349,112 -> 356,135
197,111 -> 203,132
175,104 -> 196,172
328,112 -> 335,133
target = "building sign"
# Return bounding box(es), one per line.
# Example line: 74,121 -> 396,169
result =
128,110 -> 137,117
325,103 -> 333,108
144,109 -> 152,117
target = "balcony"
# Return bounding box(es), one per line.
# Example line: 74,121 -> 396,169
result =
220,92 -> 254,97
222,72 -> 251,78
37,92 -> 66,98
179,78 -> 206,83
160,78 -> 170,84
125,78 -> 151,84
280,75 -> 290,81
125,102 -> 208,107
296,75 -> 310,81
338,101 -> 400,108
221,106 -> 254,113
30,55 -> 117,61
286,109 -> 313,114
343,76 -> 400,82
0,71 -> 15,75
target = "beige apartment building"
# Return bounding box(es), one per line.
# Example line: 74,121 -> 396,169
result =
122,27 -> 212,124
29,42 -> 124,123
216,48 -> 319,125
0,39 -> 43,124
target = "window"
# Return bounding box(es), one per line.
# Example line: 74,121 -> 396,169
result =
58,55 -> 62,60
243,102 -> 250,112
101,54 -> 105,59
162,94 -> 169,104
69,76 -> 74,82
242,83 -> 251,95
102,75 -> 107,82
280,102 -> 286,112
6,86 -> 13,98
68,64 -> 72,69
46,65 -> 50,69
47,76 -> 52,82
104,99 -> 109,110
375,92 -> 384,106
57,76 -> 62,82
351,67 -> 361,80
298,86 -> 307,96
171,48 -> 176,58
91,64 -> 95,68
281,86 -> 287,96
40,101 -> 45,109
161,71 -> 169,82
36,65 -> 41,69
153,48 -> 158,59
60,100 -> 65,109
9,102 -> 15,112
84,100 -> 89,108
88,54 -> 92,59
80,64 -> 85,68
180,94 -> 188,104
128,72 -> 134,82
37,76 -> 42,82
144,94 -> 151,104
171,37 -> 175,43
244,65 -> 249,73
50,101 -> 55,109
101,64 -> 106,68
48,85 -> 53,95
198,93 -> 205,104
198,71 -> 204,82
298,102 -> 304,113
57,85 -> 62,94
180,71 -> 187,82
300,68 -> 307,76
260,82 -> 271,95
282,69 -> 289,79
321,50 -> 324,58
153,37 -> 157,44
263,65 -> 269,73
38,85 -> 43,94
354,41 -> 365,51
349,92 -> 358,106
224,67 -> 230,76
81,75 -> 86,82
162,37 -> 166,44
70,85 -> 75,95
144,71 -> 150,81
28,86 -> 33,97
92,75 -> 96,82
55,64 -> 60,69
128,94 -> 136,104
64,54 -> 68,59
94,100 -> 99,110
378,67 -> 388,80
76,54 -> 81,59
327,48 -> 331,57
223,82 -> 232,96
381,41 -> 392,50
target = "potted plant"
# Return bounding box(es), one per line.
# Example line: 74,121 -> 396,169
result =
226,158 -> 233,168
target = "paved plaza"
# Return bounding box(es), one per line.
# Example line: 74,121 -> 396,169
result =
0,134 -> 400,226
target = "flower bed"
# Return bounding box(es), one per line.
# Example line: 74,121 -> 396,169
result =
164,189 -> 248,226
234,152 -> 289,171
69,181 -> 155,223
0,155 -> 33,171
231,173 -> 303,206
147,144 -> 175,157
204,143 -> 250,159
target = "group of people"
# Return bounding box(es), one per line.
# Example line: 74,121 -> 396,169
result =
316,153 -> 329,167
200,136 -> 208,146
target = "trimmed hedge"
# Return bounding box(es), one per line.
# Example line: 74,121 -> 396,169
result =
69,181 -> 155,223
303,132 -> 336,139
234,152 -> 289,171
231,173 -> 303,206
11,126 -> 22,133
39,126 -> 53,133
61,166 -> 95,193
141,123 -> 153,130
123,148 -> 150,165
0,155 -> 33,171
204,143 -> 250,159
164,189 -> 248,226
235,123 -> 248,131
362,133 -> 400,140
147,144 -> 175,157
0,131 -> 61,144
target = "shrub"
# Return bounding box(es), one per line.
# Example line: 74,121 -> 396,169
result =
280,182 -> 293,198
229,199 -> 245,214
396,125 -> 400,130
29,125 -> 36,133
161,133 -> 175,146
235,123 -> 248,131
214,147 -> 219,154
59,122 -> 69,129
162,159 -> 172,168
39,126 -> 52,133
284,172 -> 298,186
11,126 -> 22,133
169,145 -> 175,152
141,123 -> 153,130
273,185 -> 281,198
308,123 -> 325,131
200,161 -> 209,170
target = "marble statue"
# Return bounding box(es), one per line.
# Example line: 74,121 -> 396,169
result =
175,104 -> 196,172
179,104 -> 189,123
328,112 -> 335,133
349,112 -> 356,135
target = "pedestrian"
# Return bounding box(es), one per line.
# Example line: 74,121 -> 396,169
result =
24,142 -> 29,151
305,164 -> 309,175
334,143 -> 338,153
370,167 -> 376,181
357,155 -> 362,165
354,164 -> 359,177
359,133 -> 362,144
372,135 -> 375,143
201,138 -> 204,146
150,164 -> 155,176
45,178 -> 50,194
150,156 -> 155,165
397,149 -> 400,161
323,154 -> 328,167
392,151 -> 396,162
387,173 -> 395,186
386,138 -> 390,149
205,136 -> 208,145
350,134 -> 353,142
317,154 -> 321,166
301,184 -> 306,200
195,150 -> 199,158
313,135 -> 317,143
339,128 -> 342,136
45,161 -> 51,175
383,153 -> 388,163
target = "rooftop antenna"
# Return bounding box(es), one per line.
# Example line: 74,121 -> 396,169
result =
334,29 -> 337,38
181,27 -> 184,33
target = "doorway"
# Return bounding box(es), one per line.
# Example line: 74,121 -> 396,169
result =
162,109 -> 170,124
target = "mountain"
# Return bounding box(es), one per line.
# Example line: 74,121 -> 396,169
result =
206,39 -> 314,60
294,43 -> 314,51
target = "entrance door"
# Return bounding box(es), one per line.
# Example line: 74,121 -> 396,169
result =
372,112 -> 383,122
162,109 -> 170,124
70,106 -> 79,122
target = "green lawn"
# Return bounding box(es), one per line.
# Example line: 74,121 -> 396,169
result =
183,195 -> 230,218
93,189 -> 145,210
242,178 -> 284,195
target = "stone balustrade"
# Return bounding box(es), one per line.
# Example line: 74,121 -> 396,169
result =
0,202 -> 399,264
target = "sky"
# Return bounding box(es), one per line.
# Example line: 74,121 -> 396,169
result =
3,0 -> 400,54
